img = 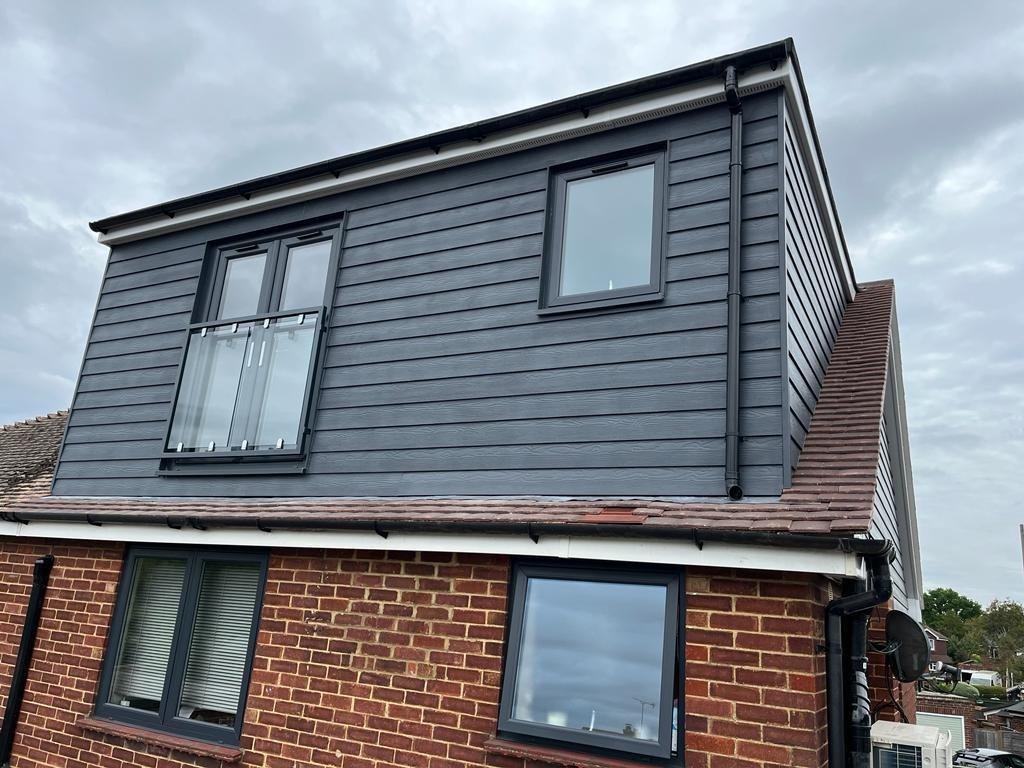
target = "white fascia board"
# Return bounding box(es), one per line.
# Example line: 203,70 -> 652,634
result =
0,520 -> 861,577
98,63 -> 789,246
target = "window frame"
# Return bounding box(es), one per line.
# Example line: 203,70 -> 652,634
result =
159,220 -> 343,472
95,546 -> 268,746
497,561 -> 682,761
539,149 -> 668,313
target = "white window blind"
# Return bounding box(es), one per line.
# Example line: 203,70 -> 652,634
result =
179,561 -> 261,718
109,558 -> 186,708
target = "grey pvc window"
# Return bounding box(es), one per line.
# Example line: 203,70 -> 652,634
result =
162,223 -> 341,469
498,562 -> 681,760
540,151 -> 666,312
95,547 -> 267,746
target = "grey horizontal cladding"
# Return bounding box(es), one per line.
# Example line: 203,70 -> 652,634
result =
327,295 -> 768,367
323,326 -> 778,388
81,348 -> 181,376
339,235 -> 542,286
104,244 -> 205,279
58,89 -> 787,498
93,295 -> 195,327
90,313 -> 191,344
344,190 -> 547,248
76,366 -> 180,393
321,361 -> 780,409
52,464 -> 784,498
341,211 -> 544,265
782,106 -> 845,477
668,164 -> 777,208
96,276 -> 198,311
60,439 -> 165,462
75,384 -> 175,409
69,402 -> 171,428
87,330 -> 185,360
103,257 -> 203,294
317,378 -> 780,428
346,170 -> 549,231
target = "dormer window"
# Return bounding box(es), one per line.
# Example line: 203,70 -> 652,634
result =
162,224 -> 340,469
540,150 -> 666,312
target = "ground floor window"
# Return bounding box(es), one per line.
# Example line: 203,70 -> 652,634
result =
96,547 -> 266,745
498,562 -> 682,759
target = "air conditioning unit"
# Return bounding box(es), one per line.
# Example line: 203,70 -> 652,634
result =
871,721 -> 953,767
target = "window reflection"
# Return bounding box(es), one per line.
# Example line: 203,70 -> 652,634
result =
559,165 -> 656,297
511,576 -> 667,742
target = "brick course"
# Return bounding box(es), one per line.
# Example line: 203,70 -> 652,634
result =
0,539 -> 837,768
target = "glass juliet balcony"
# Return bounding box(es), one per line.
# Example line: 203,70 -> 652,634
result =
165,310 -> 321,455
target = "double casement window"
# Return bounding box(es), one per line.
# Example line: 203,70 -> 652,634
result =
498,563 -> 682,760
540,150 -> 666,312
163,224 -> 340,467
96,548 -> 267,745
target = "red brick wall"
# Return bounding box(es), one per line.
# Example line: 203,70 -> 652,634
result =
0,539 -> 836,768
867,601 -> 917,724
916,692 -> 976,748
684,569 -> 831,768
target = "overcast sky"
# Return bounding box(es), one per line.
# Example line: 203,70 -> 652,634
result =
1,2 -> 1021,604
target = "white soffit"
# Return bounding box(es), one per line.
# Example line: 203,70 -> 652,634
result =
0,520 -> 861,577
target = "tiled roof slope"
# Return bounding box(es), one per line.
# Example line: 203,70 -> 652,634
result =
6,283 -> 896,538
0,411 -> 68,507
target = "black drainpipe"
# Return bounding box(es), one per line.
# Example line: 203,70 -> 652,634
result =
825,542 -> 893,768
723,65 -> 743,501
0,554 -> 54,768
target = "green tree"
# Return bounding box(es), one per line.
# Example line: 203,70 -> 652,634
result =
923,588 -> 984,664
974,600 -> 1024,672
923,587 -> 983,627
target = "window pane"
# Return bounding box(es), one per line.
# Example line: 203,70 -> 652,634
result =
512,577 -> 667,742
166,323 -> 253,452
219,253 -> 266,319
178,561 -> 261,725
279,240 -> 332,311
248,313 -> 318,450
559,165 -> 656,297
109,558 -> 186,712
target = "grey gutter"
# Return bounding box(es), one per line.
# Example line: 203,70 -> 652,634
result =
90,39 -> 793,233
723,64 -> 744,500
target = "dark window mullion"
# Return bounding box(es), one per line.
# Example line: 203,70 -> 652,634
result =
261,240 -> 284,314
156,551 -> 200,728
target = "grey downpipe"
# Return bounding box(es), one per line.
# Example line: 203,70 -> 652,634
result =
825,543 -> 893,768
723,64 -> 743,500
0,554 -> 54,768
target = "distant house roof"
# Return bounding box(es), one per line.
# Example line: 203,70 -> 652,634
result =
0,411 -> 68,507
6,282 -> 900,544
925,626 -> 949,641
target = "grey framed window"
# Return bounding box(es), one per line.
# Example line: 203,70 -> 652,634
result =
95,547 -> 267,746
498,562 -> 681,760
540,150 -> 667,312
161,223 -> 341,468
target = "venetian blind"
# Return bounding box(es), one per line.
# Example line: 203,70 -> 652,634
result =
109,558 -> 185,706
179,561 -> 261,717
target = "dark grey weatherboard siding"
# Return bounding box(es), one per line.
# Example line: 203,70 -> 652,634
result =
55,91 -> 784,497
781,104 -> 847,479
870,413 -> 907,611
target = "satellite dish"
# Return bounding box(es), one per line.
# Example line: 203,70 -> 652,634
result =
885,610 -> 930,683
